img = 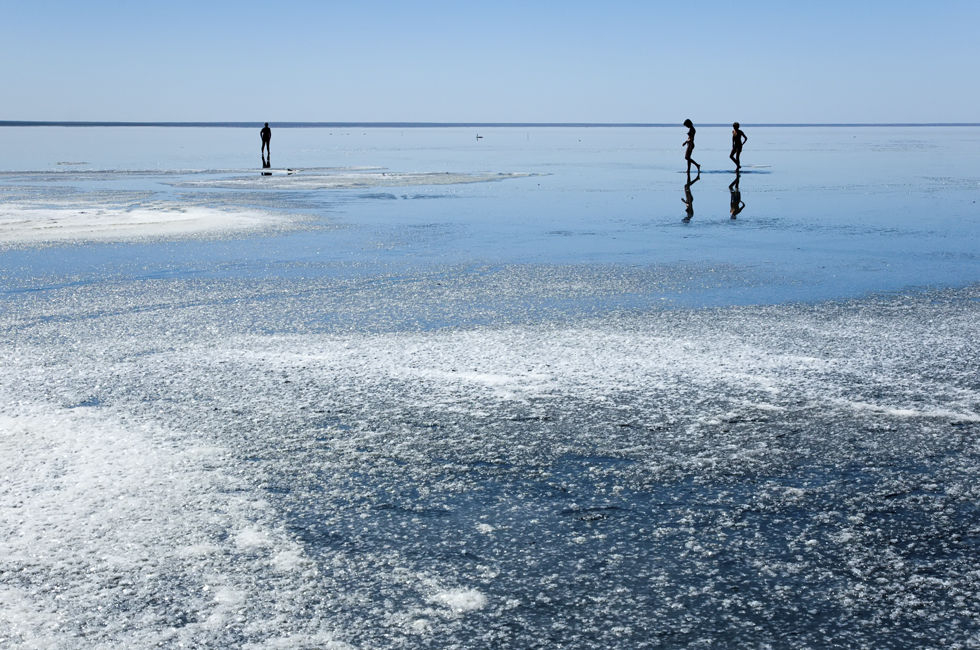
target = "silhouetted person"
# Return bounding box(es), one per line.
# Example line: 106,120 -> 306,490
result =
260,122 -> 271,168
730,122 -> 747,170
682,119 -> 700,174
729,172 -> 745,219
682,169 -> 700,221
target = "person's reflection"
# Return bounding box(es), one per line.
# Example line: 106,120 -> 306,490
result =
729,172 -> 745,219
682,170 -> 700,222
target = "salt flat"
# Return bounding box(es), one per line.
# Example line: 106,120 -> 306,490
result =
1,125 -> 978,648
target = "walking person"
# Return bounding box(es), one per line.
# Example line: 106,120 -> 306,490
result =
682,119 -> 700,174
730,122 -> 747,170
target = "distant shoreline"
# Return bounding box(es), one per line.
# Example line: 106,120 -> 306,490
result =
2,121 -> 979,129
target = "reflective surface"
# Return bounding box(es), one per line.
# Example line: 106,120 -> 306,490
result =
1,127 -> 979,648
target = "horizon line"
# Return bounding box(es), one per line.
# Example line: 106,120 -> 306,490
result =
2,120 -> 980,129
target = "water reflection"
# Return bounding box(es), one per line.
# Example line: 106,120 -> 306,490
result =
729,172 -> 745,219
682,170 -> 700,222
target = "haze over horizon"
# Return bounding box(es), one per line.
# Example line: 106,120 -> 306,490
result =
5,1 -> 979,124
4,120 -> 980,127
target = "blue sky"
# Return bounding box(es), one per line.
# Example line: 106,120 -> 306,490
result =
5,1 -> 978,123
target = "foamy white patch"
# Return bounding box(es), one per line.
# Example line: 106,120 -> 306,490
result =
0,587 -> 58,648
202,586 -> 247,630
270,548 -> 307,572
236,527 -> 274,550
0,203 -> 294,244
174,169 -> 536,190
409,618 -> 433,634
429,588 -> 488,613
178,542 -> 223,557
0,398 -> 336,647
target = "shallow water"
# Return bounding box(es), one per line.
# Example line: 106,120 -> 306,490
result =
2,126 -> 979,307
1,126 -> 979,648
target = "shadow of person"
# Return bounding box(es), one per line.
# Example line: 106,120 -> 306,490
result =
729,172 -> 745,219
682,170 -> 700,222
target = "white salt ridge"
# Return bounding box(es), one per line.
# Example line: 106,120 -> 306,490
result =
174,169 -> 537,190
226,328 -> 822,406
0,204 -> 294,244
842,399 -> 980,422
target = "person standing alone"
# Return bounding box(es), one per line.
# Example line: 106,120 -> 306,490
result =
260,122 -> 272,168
